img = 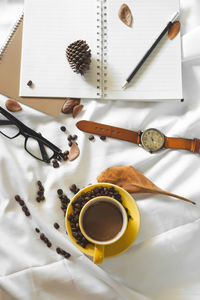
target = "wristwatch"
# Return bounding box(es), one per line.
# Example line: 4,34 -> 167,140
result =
76,120 -> 200,154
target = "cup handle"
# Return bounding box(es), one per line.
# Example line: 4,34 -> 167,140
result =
93,244 -> 104,264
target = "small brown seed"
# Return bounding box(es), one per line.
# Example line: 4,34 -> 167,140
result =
72,104 -> 83,118
68,142 -> 80,161
5,99 -> 22,112
62,98 -> 81,114
27,80 -> 33,87
119,4 -> 133,27
168,21 -> 181,39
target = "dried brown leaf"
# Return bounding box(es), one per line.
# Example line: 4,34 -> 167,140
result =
62,98 -> 80,114
68,142 -> 80,161
72,104 -> 84,118
118,4 -> 133,27
5,99 -> 22,112
97,166 -> 195,205
168,21 -> 181,39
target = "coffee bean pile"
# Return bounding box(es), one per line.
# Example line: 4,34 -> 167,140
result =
70,184 -> 80,194
15,195 -> 31,216
68,134 -> 77,147
57,189 -> 70,215
36,181 -> 45,202
68,186 -> 124,248
56,247 -> 71,259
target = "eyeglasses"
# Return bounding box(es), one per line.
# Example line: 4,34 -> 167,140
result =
0,106 -> 62,163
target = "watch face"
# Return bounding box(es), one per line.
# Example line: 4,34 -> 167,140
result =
140,128 -> 165,152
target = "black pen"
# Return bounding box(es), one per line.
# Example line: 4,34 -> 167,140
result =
122,11 -> 180,89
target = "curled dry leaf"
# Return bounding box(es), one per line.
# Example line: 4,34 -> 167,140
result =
68,142 -> 80,161
118,4 -> 133,27
5,99 -> 22,112
62,98 -> 80,114
72,104 -> 84,118
97,166 -> 195,205
168,21 -> 181,39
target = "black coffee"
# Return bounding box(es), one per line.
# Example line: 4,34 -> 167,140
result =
82,200 -> 123,241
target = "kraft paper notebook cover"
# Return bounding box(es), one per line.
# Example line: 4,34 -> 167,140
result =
20,0 -> 182,101
0,14 -> 65,116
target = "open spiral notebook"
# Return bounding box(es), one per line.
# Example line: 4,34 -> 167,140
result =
20,0 -> 182,101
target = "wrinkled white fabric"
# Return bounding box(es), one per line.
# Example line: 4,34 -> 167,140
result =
0,1 -> 200,299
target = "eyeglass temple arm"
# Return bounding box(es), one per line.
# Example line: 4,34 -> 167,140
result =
37,139 -> 51,162
0,120 -> 14,125
0,107 -> 62,154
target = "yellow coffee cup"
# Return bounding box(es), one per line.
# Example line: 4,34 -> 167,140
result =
79,196 -> 128,264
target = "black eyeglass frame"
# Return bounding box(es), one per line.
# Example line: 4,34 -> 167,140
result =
0,106 -> 62,163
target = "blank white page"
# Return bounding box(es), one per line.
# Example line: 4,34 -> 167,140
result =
20,0 -> 98,98
105,0 -> 182,100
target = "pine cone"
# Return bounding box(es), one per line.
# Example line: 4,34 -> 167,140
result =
66,40 -> 91,75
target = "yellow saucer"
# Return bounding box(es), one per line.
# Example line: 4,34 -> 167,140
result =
65,183 -> 140,258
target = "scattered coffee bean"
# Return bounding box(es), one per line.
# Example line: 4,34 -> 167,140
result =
40,233 -> 45,240
47,241 -> 52,248
63,154 -> 68,161
35,228 -> 40,233
68,186 -> 124,247
25,210 -> 31,217
56,247 -> 71,259
56,247 -> 61,254
57,190 -> 70,215
60,126 -> 66,132
69,184 -> 80,194
15,195 -> 21,202
68,135 -> 72,141
14,195 -> 31,217
89,135 -> 94,141
53,160 -> 60,168
100,135 -> 106,140
36,181 -> 45,202
72,134 -> 77,140
57,189 -> 63,196
27,80 -> 33,87
40,232 -> 52,248
19,199 -> 25,206
54,223 -> 60,230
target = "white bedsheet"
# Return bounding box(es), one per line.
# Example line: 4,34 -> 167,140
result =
0,1 -> 200,299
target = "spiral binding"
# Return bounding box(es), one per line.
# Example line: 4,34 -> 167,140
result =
96,0 -> 107,98
0,12 -> 24,60
96,0 -> 101,97
102,0 -> 107,98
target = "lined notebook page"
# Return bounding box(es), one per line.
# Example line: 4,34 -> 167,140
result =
106,0 -> 182,100
20,0 -> 98,98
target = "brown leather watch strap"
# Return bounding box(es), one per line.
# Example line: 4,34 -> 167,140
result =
76,120 -> 140,144
165,137 -> 200,153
